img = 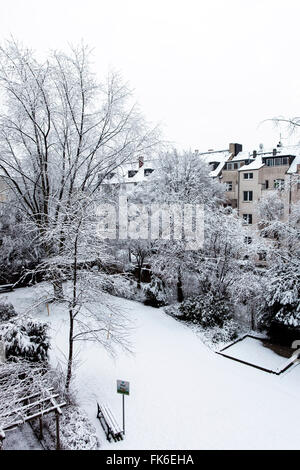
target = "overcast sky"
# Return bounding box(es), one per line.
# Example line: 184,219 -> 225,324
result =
1,0 -> 300,153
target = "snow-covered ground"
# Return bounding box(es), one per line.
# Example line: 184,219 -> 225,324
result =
220,336 -> 291,372
2,285 -> 300,450
3,423 -> 43,450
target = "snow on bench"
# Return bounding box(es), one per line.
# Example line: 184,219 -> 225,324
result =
0,284 -> 14,293
96,402 -> 123,442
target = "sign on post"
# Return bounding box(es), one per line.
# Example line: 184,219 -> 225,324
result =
117,380 -> 130,435
117,380 -> 130,396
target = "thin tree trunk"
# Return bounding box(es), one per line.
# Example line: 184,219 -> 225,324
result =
177,269 -> 184,303
137,266 -> 142,289
65,228 -> 79,391
53,280 -> 64,301
65,308 -> 74,391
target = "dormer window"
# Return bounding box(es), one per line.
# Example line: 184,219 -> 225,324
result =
144,168 -> 154,177
265,156 -> 289,166
128,170 -> 138,178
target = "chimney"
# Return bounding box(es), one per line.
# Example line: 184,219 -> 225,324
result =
229,143 -> 243,156
138,156 -> 144,168
253,150 -> 257,159
273,148 -> 277,156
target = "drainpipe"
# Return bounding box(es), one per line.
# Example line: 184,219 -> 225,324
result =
237,169 -> 240,213
289,174 -> 292,216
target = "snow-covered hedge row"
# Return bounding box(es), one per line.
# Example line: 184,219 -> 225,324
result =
45,405 -> 99,450
100,273 -> 145,301
164,301 -> 240,347
178,293 -> 232,327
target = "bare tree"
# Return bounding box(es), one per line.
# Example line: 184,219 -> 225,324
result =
0,39 -> 160,297
37,192 -> 133,391
128,240 -> 151,289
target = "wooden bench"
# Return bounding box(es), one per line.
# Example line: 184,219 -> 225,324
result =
0,284 -> 14,293
96,402 -> 123,442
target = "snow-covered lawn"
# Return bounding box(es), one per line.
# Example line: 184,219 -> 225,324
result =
3,285 -> 300,450
219,336 -> 292,373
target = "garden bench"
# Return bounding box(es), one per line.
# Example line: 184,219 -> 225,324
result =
0,284 -> 14,293
96,402 -> 123,442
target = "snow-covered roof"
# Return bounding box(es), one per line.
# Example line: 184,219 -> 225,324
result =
281,145 -> 300,174
231,151 -> 253,162
238,155 -> 264,171
198,150 -> 231,178
209,161 -> 226,177
102,158 -> 158,185
199,150 -> 231,165
236,144 -> 300,173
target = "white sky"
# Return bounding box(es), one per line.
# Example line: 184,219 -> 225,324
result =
1,0 -> 300,153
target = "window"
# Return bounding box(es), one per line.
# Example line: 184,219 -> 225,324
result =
274,179 -> 285,190
128,170 -> 138,178
265,180 -> 269,189
144,168 -> 154,177
244,236 -> 252,244
282,157 -> 289,165
225,181 -> 233,191
243,172 -> 253,179
266,157 -> 289,166
243,214 -> 253,225
258,251 -> 267,261
243,191 -> 253,202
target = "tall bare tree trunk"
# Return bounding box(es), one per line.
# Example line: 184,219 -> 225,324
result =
65,229 -> 79,391
65,309 -> 74,392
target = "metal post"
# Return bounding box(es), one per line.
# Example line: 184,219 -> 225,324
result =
56,412 -> 60,450
39,416 -> 43,440
122,394 -> 125,435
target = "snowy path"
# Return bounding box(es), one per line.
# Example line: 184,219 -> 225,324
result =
3,286 -> 300,449
3,424 -> 43,450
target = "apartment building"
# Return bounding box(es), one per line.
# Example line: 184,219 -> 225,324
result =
100,156 -> 157,196
99,141 -> 300,234
216,144 -> 300,227
100,143 -> 241,195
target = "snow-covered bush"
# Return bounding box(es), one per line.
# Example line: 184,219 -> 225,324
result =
163,303 -> 181,317
46,405 -> 99,450
0,301 -> 17,322
144,276 -> 168,308
210,319 -> 240,344
179,293 -> 232,327
100,274 -> 145,302
0,318 -> 50,362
